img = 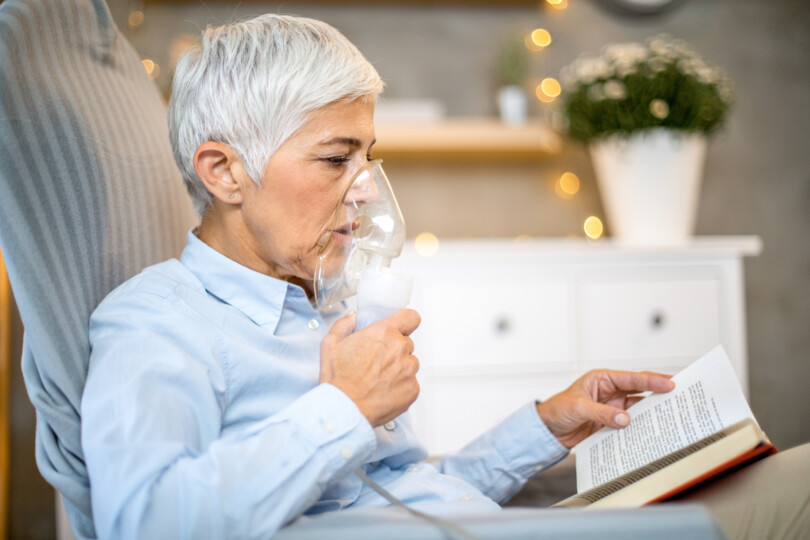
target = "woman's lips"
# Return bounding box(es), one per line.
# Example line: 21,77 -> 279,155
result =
328,223 -> 353,246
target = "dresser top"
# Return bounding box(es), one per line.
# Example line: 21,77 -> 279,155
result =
399,236 -> 763,263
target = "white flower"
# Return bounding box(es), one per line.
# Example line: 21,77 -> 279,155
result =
604,80 -> 627,99
560,66 -> 578,89
646,57 -> 669,75
649,99 -> 670,119
575,60 -> 596,84
670,38 -> 690,55
717,78 -> 734,103
696,67 -> 718,84
677,58 -> 704,76
615,64 -> 636,78
648,36 -> 670,57
588,83 -> 606,101
595,58 -> 614,79
604,42 -> 648,66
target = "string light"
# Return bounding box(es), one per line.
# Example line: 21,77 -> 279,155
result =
141,59 -> 160,80
536,77 -> 561,103
584,216 -> 604,240
555,172 -> 580,199
525,35 -> 543,52
531,28 -> 552,48
414,232 -> 440,257
128,10 -> 144,28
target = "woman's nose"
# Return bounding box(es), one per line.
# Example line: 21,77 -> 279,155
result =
344,168 -> 380,206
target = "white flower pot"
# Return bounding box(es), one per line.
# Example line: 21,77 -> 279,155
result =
497,85 -> 528,126
589,129 -> 707,245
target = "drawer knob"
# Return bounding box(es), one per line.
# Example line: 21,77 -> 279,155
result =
494,316 -> 511,334
651,312 -> 666,329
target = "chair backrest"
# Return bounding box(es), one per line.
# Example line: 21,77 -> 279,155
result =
0,1 -> 197,537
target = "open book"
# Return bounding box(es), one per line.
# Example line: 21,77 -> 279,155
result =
554,346 -> 776,508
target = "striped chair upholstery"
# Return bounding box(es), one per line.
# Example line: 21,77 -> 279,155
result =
0,0 -> 197,537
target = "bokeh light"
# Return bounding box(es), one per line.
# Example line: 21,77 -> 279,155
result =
141,59 -> 159,80
584,216 -> 604,240
525,35 -> 543,52
414,232 -> 440,257
555,172 -> 580,199
541,78 -> 561,97
559,172 -> 580,195
537,77 -> 561,103
128,10 -> 144,28
531,29 -> 552,48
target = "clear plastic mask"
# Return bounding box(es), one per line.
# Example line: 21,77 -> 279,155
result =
314,159 -> 406,312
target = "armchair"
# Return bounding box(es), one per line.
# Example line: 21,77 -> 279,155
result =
0,0 -> 196,537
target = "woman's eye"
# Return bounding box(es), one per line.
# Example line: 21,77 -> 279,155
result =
326,156 -> 350,166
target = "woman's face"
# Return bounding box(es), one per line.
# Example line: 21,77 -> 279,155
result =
237,97 -> 377,285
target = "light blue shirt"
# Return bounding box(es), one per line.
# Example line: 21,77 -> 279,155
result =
82,232 -> 568,539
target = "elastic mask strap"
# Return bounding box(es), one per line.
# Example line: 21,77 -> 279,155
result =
353,467 -> 477,540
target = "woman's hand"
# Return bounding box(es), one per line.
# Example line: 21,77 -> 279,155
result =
536,369 -> 675,449
320,309 -> 421,428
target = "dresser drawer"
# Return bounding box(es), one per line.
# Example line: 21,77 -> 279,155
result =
408,265 -> 574,374
579,272 -> 721,369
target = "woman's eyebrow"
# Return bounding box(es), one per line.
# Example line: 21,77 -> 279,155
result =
317,137 -> 362,147
317,137 -> 377,148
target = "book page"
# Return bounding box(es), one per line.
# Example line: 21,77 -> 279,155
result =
573,346 -> 754,493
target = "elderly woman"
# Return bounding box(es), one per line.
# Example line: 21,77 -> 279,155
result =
80,14 -> 752,540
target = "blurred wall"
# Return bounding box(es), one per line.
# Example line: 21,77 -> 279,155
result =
9,0 -> 810,537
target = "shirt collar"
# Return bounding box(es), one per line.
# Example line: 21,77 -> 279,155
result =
180,230 -> 310,332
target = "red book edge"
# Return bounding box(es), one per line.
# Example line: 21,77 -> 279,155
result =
644,441 -> 778,505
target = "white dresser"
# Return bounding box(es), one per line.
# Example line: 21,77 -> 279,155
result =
395,236 -> 762,455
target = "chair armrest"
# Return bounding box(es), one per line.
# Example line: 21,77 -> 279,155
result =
276,504 -> 725,540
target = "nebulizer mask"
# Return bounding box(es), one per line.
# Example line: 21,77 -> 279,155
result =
314,159 -> 412,329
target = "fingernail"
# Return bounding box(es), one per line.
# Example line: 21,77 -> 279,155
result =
614,413 -> 629,426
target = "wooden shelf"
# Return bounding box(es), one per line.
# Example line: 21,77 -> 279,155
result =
373,118 -> 564,163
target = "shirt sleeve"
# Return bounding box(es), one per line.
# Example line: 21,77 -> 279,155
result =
434,401 -> 569,503
82,287 -> 377,540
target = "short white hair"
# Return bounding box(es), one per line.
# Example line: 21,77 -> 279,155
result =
168,14 -> 384,214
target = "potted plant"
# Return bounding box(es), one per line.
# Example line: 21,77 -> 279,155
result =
495,33 -> 530,126
557,35 -> 733,244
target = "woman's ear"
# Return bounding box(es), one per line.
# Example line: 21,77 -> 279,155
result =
193,142 -> 246,205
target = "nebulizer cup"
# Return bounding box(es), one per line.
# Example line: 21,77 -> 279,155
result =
314,159 -> 412,329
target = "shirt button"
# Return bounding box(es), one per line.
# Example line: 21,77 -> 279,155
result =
341,446 -> 353,460
407,466 -> 420,473
460,494 -> 472,501
322,421 -> 335,433
307,318 -> 320,331
384,421 -> 396,431
534,465 -> 544,473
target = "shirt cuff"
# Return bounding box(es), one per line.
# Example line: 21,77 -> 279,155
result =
492,401 -> 569,480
